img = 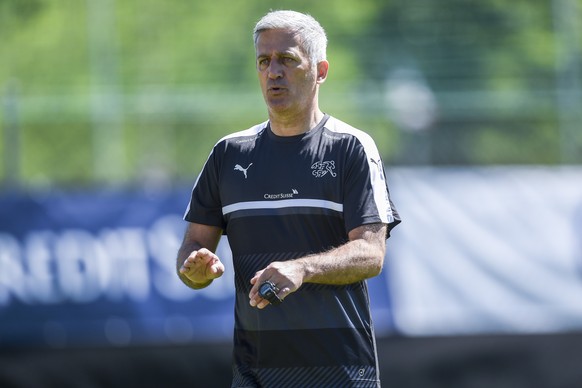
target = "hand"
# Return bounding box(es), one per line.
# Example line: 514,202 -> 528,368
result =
248,261 -> 304,309
179,248 -> 224,286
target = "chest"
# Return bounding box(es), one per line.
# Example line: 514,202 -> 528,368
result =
219,138 -> 344,205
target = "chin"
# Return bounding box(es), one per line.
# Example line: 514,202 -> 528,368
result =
267,101 -> 291,113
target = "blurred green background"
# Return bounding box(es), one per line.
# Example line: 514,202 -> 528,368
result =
1,0 -> 581,189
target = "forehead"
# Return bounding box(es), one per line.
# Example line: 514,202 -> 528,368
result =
255,28 -> 305,56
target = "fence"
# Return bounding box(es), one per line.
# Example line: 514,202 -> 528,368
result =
1,0 -> 581,188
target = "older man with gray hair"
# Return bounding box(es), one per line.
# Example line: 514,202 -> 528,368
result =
177,9 -> 400,387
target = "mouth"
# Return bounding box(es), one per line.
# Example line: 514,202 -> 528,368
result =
267,85 -> 287,93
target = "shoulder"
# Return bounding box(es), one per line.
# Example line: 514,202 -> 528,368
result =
202,121 -> 268,166
215,121 -> 268,147
324,116 -> 381,159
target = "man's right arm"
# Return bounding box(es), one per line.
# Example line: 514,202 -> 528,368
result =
176,222 -> 224,289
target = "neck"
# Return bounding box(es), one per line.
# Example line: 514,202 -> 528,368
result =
268,108 -> 324,137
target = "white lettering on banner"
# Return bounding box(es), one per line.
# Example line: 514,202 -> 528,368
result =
0,234 -> 30,304
0,215 -> 235,307
55,229 -> 102,303
148,215 -> 234,301
98,228 -> 150,302
148,215 -> 194,301
25,231 -> 62,304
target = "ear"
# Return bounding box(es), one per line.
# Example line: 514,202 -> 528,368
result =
316,60 -> 329,84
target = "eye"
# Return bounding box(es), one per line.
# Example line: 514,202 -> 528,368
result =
257,58 -> 269,70
282,57 -> 297,65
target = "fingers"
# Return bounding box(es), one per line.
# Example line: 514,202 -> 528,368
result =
248,270 -> 263,290
209,261 -> 225,277
180,248 -> 214,271
249,281 -> 292,309
179,248 -> 224,281
253,286 -> 291,309
248,262 -> 303,308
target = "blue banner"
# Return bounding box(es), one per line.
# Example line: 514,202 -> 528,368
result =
0,189 -> 394,348
5,167 -> 582,347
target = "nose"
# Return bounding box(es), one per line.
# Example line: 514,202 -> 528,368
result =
267,59 -> 283,79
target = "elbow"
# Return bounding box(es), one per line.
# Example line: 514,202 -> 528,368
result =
376,259 -> 384,276
366,253 -> 384,278
371,234 -> 387,278
368,246 -> 386,278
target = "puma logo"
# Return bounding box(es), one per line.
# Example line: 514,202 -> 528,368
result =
370,158 -> 385,180
234,163 -> 253,179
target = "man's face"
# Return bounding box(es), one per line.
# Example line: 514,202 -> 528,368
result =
255,28 -> 319,116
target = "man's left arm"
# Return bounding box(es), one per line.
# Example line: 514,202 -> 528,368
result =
249,222 -> 387,308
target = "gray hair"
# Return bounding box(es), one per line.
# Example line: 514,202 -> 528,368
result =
253,10 -> 327,66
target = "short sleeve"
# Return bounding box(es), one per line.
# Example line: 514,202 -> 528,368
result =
183,146 -> 226,230
342,138 -> 401,238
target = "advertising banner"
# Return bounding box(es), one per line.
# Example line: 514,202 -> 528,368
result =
0,189 -> 393,347
3,167 -> 581,347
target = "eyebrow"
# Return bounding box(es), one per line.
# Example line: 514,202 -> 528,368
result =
256,50 -> 300,59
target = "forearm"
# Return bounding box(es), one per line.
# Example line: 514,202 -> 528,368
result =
248,224 -> 388,308
296,225 -> 387,285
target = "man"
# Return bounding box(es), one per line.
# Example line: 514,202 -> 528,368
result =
177,10 -> 400,387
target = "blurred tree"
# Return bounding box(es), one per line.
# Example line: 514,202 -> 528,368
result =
0,0 -> 580,188
358,0 -> 571,165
